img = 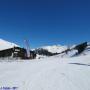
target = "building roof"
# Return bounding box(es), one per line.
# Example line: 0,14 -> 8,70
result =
0,39 -> 19,51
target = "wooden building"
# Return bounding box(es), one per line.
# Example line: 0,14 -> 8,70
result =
0,47 -> 36,59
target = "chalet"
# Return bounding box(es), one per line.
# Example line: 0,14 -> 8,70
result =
0,46 -> 36,59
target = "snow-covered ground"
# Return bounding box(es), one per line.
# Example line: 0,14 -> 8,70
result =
0,39 -> 90,90
0,54 -> 90,90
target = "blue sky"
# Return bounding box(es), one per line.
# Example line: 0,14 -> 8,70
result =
0,0 -> 90,48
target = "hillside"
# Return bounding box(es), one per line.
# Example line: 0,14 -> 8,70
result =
41,45 -> 67,53
35,42 -> 90,58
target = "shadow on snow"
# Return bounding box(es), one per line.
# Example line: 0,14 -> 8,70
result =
69,63 -> 90,66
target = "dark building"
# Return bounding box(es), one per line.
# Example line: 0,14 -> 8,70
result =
0,47 -> 36,59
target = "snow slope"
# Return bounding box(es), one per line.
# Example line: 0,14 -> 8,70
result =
0,39 -> 19,50
0,54 -> 90,90
40,45 -> 67,53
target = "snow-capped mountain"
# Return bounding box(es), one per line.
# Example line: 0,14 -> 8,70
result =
41,45 -> 67,53
34,45 -> 68,58
0,39 -> 19,50
35,42 -> 90,58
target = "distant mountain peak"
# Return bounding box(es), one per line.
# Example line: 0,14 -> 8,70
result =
38,45 -> 67,53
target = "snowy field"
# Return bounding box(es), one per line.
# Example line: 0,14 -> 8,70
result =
0,55 -> 90,90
